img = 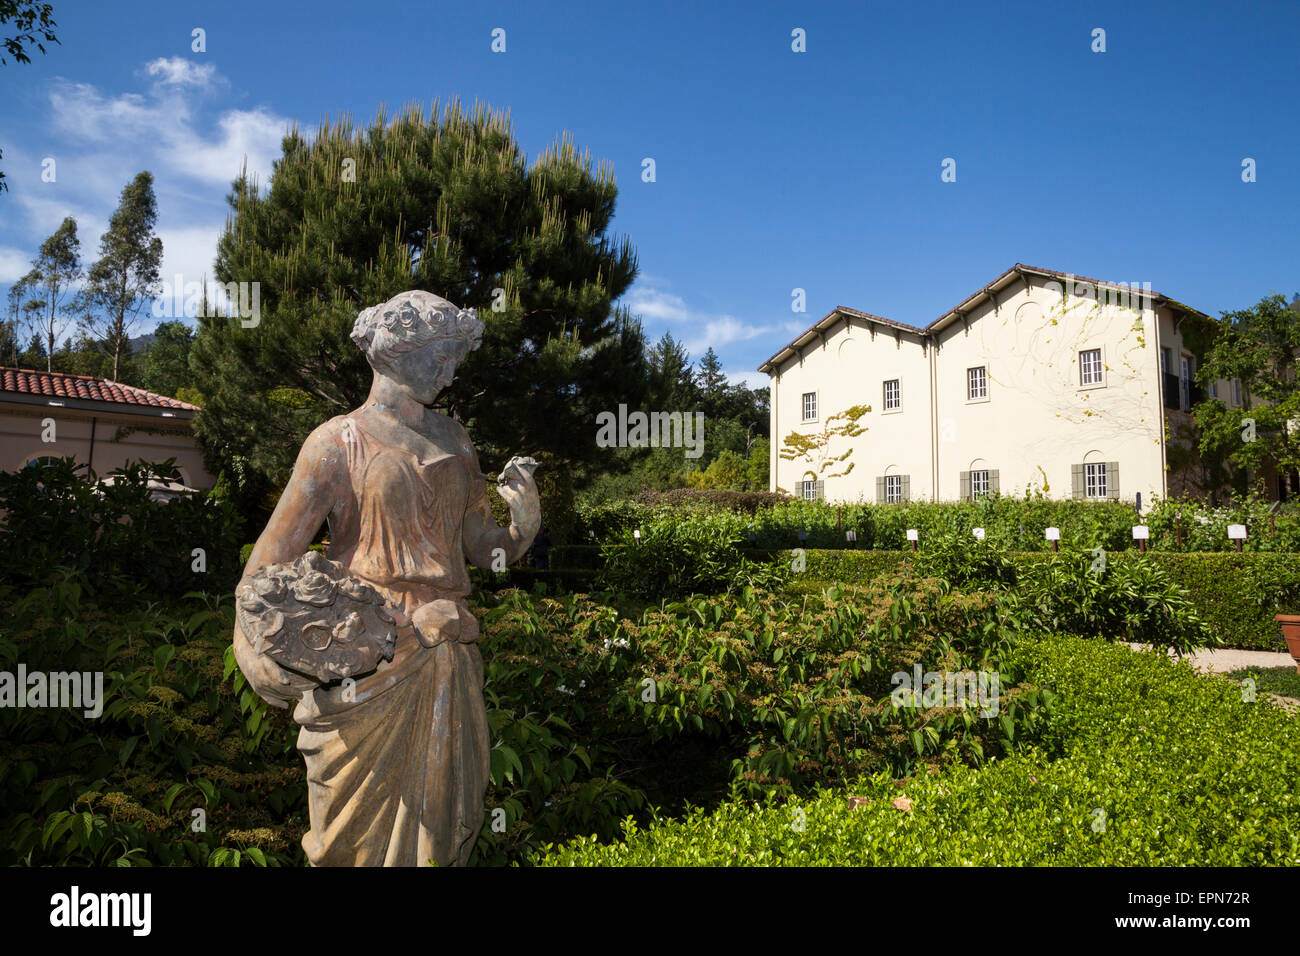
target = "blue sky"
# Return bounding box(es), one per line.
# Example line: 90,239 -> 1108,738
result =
2,0 -> 1297,387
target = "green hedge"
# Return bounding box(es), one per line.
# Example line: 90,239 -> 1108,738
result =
791,549 -> 1297,651
575,494 -> 1300,553
533,634 -> 1300,865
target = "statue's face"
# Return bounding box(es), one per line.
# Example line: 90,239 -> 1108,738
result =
386,340 -> 461,405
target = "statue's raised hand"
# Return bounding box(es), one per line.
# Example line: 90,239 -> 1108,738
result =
496,456 -> 541,537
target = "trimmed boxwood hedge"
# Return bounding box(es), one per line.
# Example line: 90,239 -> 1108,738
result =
790,550 -> 1298,651
533,634 -> 1300,866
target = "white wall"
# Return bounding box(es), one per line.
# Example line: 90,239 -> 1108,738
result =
932,273 -> 1164,506
0,404 -> 215,489
766,271 -> 1206,509
770,315 -> 932,502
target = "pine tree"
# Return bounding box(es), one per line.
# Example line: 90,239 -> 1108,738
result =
78,171 -> 164,380
696,347 -> 728,413
190,101 -> 648,511
646,332 -> 698,410
140,320 -> 195,398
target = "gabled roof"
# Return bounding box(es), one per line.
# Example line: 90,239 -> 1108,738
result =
759,262 -> 1215,373
757,307 -> 925,374
0,367 -> 200,412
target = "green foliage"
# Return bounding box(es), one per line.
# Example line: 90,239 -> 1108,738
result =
598,511 -> 788,598
912,534 -> 1018,590
137,321 -> 196,399
1005,553 -> 1212,655
473,574 -> 1037,865
796,547 -> 1290,651
76,171 -> 164,381
1194,293 -> 1300,492
0,573 -> 305,867
1143,493 -> 1300,552
190,101 -> 647,512
577,492 -> 1300,553
533,634 -> 1300,866
1224,666 -> 1300,701
0,457 -> 244,599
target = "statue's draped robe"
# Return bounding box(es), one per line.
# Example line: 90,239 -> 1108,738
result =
291,413 -> 491,867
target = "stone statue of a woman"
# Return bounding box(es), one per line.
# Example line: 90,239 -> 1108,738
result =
232,290 -> 541,867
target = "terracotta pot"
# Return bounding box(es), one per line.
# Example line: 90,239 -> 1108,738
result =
1277,614 -> 1300,674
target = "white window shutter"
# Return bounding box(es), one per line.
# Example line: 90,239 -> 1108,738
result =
901,475 -> 911,501
876,477 -> 884,503
990,469 -> 1000,494
1071,464 -> 1084,499
959,471 -> 970,501
1107,461 -> 1120,499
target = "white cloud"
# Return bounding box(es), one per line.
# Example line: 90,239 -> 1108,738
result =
155,224 -> 224,286
726,369 -> 769,390
626,286 -> 688,323
0,61 -> 297,311
0,247 -> 32,284
143,57 -> 221,90
684,315 -> 772,355
179,108 -> 289,188
46,70 -> 290,188
621,276 -> 777,370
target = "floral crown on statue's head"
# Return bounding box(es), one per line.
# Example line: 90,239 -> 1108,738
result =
350,290 -> 484,367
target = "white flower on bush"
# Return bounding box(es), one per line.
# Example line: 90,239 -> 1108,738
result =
556,680 -> 586,696
603,637 -> 630,650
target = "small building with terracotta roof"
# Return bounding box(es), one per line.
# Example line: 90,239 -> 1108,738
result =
0,367 -> 215,491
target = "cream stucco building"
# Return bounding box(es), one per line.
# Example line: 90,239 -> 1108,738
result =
760,264 -> 1236,509
0,367 -> 215,494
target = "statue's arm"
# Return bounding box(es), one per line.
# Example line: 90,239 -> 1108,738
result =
233,424 -> 346,707
461,442 -> 540,569
240,426 -> 344,577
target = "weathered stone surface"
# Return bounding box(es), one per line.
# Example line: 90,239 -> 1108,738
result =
232,290 -> 541,867
235,550 -> 397,683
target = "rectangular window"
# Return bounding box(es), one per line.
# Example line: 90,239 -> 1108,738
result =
883,379 -> 900,411
1085,462 -> 1107,499
1079,348 -> 1103,386
885,475 -> 902,503
1208,379 -> 1217,399
1180,356 -> 1192,411
1231,378 -> 1240,406
967,366 -> 987,400
802,391 -> 817,421
970,469 -> 990,498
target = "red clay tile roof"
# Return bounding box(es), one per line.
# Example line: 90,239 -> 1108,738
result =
0,367 -> 200,411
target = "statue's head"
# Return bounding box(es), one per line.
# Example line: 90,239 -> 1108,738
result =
350,291 -> 484,403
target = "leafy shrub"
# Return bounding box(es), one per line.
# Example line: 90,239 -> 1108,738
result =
794,548 -> 1286,651
577,492 -> 1300,553
0,572 -> 305,867
633,488 -> 790,513
470,574 -> 1049,861
599,511 -> 788,598
912,534 -> 1019,590
533,634 -> 1300,865
1006,553 -> 1212,655
0,456 -> 244,600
